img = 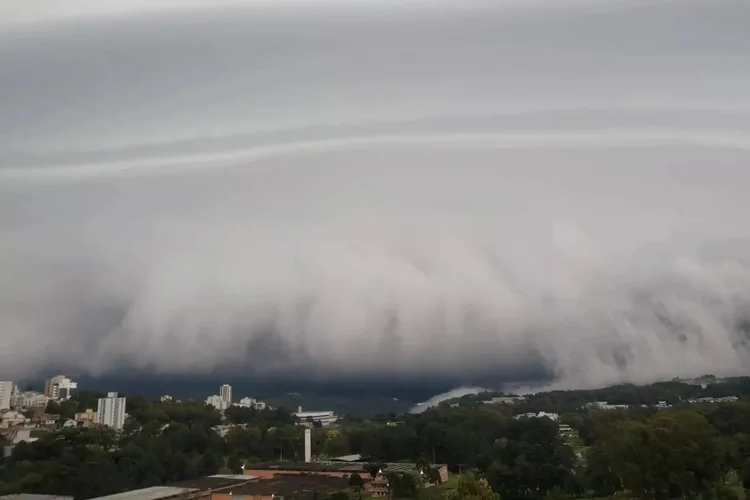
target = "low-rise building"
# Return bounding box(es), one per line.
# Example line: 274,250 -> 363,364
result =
234,398 -> 268,410
483,396 -> 525,405
0,494 -> 73,500
75,408 -> 97,423
0,410 -> 28,428
86,486 -> 201,500
6,427 -> 37,445
210,474 -> 349,500
206,395 -> 229,411
236,397 -> 256,408
242,461 -> 449,484
11,391 -> 49,409
514,411 -> 559,421
687,396 -> 739,404
586,401 -> 630,410
87,475 -> 260,500
558,424 -> 576,437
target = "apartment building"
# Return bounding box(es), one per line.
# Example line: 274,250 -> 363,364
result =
97,392 -> 126,430
44,375 -> 77,400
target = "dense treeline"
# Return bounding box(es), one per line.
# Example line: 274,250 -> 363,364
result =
3,382 -> 750,500
451,376 -> 750,416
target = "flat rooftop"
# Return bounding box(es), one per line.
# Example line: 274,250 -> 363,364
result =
1,496 -> 73,500
219,475 -> 349,498
244,461 -> 445,473
328,454 -> 366,462
172,475 -> 257,490
86,486 -> 199,500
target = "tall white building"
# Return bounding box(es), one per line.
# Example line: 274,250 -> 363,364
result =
0,381 -> 14,411
220,384 -> 232,404
97,392 -> 126,430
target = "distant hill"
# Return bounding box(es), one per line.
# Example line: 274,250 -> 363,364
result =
267,394 -> 413,418
436,375 -> 750,415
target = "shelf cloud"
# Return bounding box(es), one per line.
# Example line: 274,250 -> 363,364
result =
2,0 -> 750,391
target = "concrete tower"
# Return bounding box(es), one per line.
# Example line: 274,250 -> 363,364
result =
304,428 -> 312,463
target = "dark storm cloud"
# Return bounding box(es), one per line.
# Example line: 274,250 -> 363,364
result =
2,0 -> 750,392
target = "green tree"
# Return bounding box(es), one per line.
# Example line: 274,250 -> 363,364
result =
227,454 -> 243,474
545,486 -> 567,500
709,484 -> 739,500
366,462 -> 384,479
588,410 -> 724,500
329,491 -> 351,500
443,472 -> 500,500
386,471 -> 422,499
349,472 -> 365,490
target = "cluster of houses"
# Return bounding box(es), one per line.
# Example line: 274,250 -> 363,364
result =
1,408 -> 98,458
584,396 -> 739,411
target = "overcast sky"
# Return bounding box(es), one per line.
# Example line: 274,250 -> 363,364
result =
2,0 -> 750,392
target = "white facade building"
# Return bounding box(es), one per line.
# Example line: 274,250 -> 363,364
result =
514,411 -> 559,421
97,392 -> 127,430
0,381 -> 13,411
237,397 -> 256,407
55,378 -> 78,400
12,391 -> 49,409
206,394 -> 229,411
235,397 -> 268,410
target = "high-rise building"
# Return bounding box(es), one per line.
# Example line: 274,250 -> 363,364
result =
44,375 -> 77,400
0,381 -> 13,411
44,375 -> 64,397
96,392 -> 126,430
220,384 -> 232,404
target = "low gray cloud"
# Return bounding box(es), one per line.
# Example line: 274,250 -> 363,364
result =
1,0 -> 750,390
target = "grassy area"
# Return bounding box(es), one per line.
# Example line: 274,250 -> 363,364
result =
565,435 -> 587,453
418,473 -> 460,500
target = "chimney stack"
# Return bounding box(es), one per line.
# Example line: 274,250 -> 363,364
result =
304,428 -> 311,463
